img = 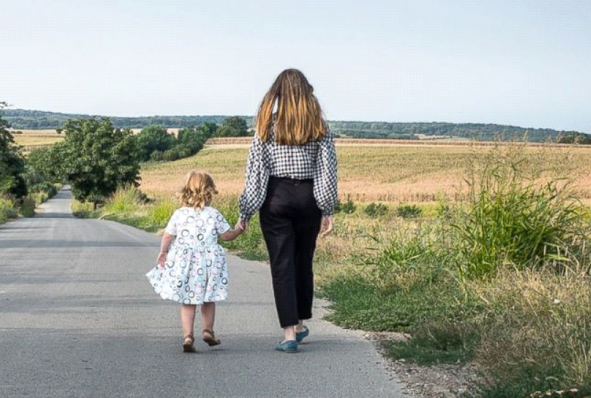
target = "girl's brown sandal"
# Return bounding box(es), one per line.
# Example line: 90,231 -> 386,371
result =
202,329 -> 221,346
182,334 -> 197,353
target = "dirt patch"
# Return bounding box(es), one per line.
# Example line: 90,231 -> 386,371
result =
365,332 -> 481,398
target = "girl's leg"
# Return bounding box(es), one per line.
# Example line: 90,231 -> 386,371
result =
201,302 -> 216,332
201,302 -> 221,346
180,304 -> 197,337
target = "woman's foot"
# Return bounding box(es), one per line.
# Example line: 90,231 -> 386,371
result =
202,329 -> 221,346
275,340 -> 298,353
296,326 -> 309,343
182,334 -> 197,353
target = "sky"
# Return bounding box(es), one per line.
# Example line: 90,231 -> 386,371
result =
1,0 -> 590,132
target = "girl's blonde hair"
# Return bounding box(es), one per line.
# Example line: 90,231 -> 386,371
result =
255,69 -> 327,145
178,170 -> 218,208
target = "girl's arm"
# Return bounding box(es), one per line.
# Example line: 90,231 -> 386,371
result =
157,232 -> 175,267
219,221 -> 244,241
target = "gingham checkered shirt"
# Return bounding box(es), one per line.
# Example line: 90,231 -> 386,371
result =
239,129 -> 338,221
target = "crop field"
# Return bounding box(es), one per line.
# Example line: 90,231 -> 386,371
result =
12,128 -> 182,152
140,141 -> 591,204
11,129 -> 64,150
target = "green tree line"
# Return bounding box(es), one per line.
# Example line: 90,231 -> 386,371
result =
329,121 -> 589,142
4,109 -> 251,130
5,109 -> 591,143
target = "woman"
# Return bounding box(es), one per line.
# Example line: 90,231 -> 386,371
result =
239,69 -> 338,353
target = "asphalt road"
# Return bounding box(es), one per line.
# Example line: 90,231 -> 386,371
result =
0,188 -> 405,398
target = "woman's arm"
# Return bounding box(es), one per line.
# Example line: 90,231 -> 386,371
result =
238,134 -> 269,221
313,131 -> 338,218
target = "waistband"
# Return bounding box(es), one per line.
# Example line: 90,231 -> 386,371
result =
269,176 -> 313,185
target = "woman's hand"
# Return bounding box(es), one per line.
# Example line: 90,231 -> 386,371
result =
320,215 -> 334,238
237,219 -> 249,231
157,251 -> 167,268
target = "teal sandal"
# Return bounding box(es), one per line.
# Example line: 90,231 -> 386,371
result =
275,340 -> 298,353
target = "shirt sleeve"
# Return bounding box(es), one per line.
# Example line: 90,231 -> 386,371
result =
239,134 -> 269,221
164,210 -> 179,235
213,209 -> 231,234
313,131 -> 338,216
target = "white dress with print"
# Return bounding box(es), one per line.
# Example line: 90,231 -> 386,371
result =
146,206 -> 231,305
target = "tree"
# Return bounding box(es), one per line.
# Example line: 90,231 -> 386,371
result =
57,118 -> 140,205
135,125 -> 175,161
0,102 -> 27,198
214,116 -> 249,137
176,123 -> 216,153
27,146 -> 64,182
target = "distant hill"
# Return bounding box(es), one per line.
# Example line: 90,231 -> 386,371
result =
329,121 -> 589,142
3,109 -> 590,143
3,109 -> 230,130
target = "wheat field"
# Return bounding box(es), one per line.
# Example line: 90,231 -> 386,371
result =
12,128 -> 182,151
11,129 -> 64,150
140,142 -> 591,204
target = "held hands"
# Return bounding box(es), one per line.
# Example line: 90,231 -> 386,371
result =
320,215 -> 334,238
237,219 -> 249,232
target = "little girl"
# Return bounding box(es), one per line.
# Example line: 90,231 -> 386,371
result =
146,170 -> 243,353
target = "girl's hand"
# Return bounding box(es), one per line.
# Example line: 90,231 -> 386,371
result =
320,215 -> 334,238
157,251 -> 167,268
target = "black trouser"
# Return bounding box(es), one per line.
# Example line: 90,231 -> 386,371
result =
259,177 -> 322,328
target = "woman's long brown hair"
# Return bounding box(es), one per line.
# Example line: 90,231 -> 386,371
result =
255,69 -> 327,145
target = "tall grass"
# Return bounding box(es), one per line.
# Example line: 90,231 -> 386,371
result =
0,196 -> 18,223
453,143 -> 589,279
147,198 -> 176,226
103,186 -> 145,214
19,197 -> 36,217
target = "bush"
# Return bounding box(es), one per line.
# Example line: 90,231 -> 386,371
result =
136,125 -> 175,161
396,204 -> 422,218
364,202 -> 388,218
173,145 -> 192,159
149,150 -> 163,162
162,148 -> 179,162
335,197 -> 356,214
31,191 -> 48,205
30,182 -> 58,197
19,197 -> 36,217
0,196 -> 17,223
